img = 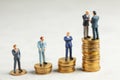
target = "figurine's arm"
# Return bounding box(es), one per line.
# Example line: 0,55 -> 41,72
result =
91,17 -> 94,23
37,42 -> 41,51
64,37 -> 72,41
82,15 -> 89,21
44,42 -> 47,51
18,49 -> 21,58
70,36 -> 73,41
12,50 -> 16,56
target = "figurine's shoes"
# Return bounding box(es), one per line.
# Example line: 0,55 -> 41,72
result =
70,58 -> 73,60
84,37 -> 87,39
40,64 -> 42,66
44,62 -> 47,64
19,69 -> 23,73
87,36 -> 91,38
65,58 -> 67,61
92,39 -> 96,40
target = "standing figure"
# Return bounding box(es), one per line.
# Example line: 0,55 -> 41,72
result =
82,10 -> 90,39
12,44 -> 22,73
37,36 -> 47,66
64,32 -> 73,61
91,11 -> 99,40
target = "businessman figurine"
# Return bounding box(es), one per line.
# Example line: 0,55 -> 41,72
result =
37,36 -> 47,66
64,32 -> 73,61
82,10 -> 90,39
12,44 -> 22,73
91,11 -> 99,40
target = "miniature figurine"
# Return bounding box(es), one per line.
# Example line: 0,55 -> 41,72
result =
37,36 -> 47,66
12,44 -> 22,73
91,11 -> 99,40
64,32 -> 73,61
82,10 -> 90,39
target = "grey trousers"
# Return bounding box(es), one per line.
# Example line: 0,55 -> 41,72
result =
14,58 -> 21,72
84,26 -> 89,38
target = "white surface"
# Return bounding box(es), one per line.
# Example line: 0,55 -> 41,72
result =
0,0 -> 120,80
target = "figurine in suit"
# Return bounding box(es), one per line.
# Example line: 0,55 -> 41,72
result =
12,44 -> 22,73
64,32 -> 73,61
91,11 -> 99,40
82,10 -> 90,39
37,36 -> 47,66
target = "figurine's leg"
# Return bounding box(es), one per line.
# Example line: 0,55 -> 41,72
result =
39,50 -> 42,66
13,59 -> 17,73
65,48 -> 68,61
87,26 -> 89,37
17,58 -> 22,73
96,28 -> 99,39
92,28 -> 96,40
42,51 -> 47,64
69,47 -> 73,60
84,26 -> 87,38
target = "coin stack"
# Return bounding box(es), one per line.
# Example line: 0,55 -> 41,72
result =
10,69 -> 27,76
58,57 -> 76,73
34,62 -> 52,74
82,38 -> 100,72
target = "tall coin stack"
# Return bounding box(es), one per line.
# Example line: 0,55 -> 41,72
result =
58,57 -> 76,73
82,38 -> 100,72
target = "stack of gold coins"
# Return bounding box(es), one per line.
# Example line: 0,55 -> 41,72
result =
82,38 -> 100,72
58,57 -> 76,73
34,62 -> 52,74
10,69 -> 27,76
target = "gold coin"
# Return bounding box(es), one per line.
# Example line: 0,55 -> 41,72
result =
82,63 -> 100,67
82,60 -> 100,63
58,67 -> 75,73
83,52 -> 100,57
83,66 -> 100,72
58,57 -> 76,63
83,56 -> 100,60
58,57 -> 76,66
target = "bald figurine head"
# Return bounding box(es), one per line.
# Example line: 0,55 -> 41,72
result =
66,32 -> 70,36
85,10 -> 89,15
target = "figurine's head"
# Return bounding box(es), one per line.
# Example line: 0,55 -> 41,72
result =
13,44 -> 16,49
66,32 -> 70,36
40,36 -> 44,41
93,11 -> 97,15
85,10 -> 89,15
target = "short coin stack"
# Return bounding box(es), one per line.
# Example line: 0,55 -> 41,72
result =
34,63 -> 52,74
10,69 -> 27,76
58,57 -> 76,73
82,38 -> 100,72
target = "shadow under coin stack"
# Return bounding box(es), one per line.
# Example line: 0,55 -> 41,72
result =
34,63 -> 52,74
58,57 -> 76,73
82,38 -> 100,72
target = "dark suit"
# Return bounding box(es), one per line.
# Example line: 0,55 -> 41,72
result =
64,36 -> 73,59
91,15 -> 99,39
12,49 -> 22,73
82,14 -> 90,38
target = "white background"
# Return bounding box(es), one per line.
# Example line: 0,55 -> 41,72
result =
0,0 -> 120,80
